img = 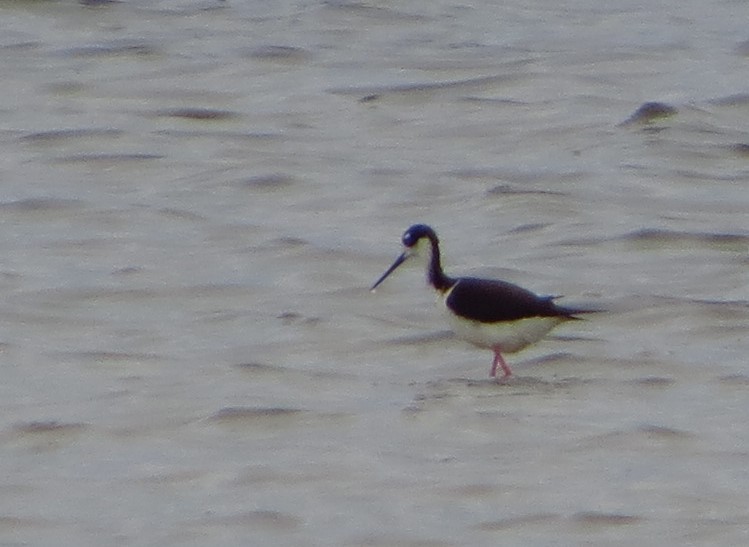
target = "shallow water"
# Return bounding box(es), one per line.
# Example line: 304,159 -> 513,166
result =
1,0 -> 748,545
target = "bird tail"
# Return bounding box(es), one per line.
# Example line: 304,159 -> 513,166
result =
550,296 -> 604,319
557,305 -> 604,319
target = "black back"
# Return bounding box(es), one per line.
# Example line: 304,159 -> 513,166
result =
445,277 -> 580,323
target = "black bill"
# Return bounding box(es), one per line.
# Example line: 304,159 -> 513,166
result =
370,252 -> 408,291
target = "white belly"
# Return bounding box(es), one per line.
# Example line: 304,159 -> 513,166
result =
438,297 -> 563,353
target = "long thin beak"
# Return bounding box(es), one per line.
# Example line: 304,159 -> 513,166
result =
370,252 -> 408,291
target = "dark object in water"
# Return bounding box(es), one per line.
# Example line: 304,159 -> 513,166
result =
620,102 -> 677,126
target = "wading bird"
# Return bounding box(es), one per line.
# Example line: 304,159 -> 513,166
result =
371,224 -> 593,379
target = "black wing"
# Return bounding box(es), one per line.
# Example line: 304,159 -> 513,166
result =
445,277 -> 580,323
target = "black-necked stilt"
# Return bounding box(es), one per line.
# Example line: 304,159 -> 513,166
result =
371,224 -> 593,379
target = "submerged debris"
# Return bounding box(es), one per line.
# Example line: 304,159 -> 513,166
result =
620,101 -> 678,126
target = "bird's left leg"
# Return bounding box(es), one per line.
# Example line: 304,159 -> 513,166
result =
490,348 -> 513,378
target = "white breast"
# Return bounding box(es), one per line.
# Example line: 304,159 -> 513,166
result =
437,292 -> 563,354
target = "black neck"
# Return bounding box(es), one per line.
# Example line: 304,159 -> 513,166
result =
426,234 -> 454,292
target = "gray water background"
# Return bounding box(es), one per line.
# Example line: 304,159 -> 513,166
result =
1,0 -> 748,545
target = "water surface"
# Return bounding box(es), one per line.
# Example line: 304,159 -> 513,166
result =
0,1 -> 747,545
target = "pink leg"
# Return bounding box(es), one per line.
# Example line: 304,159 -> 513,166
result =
490,348 -> 513,378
